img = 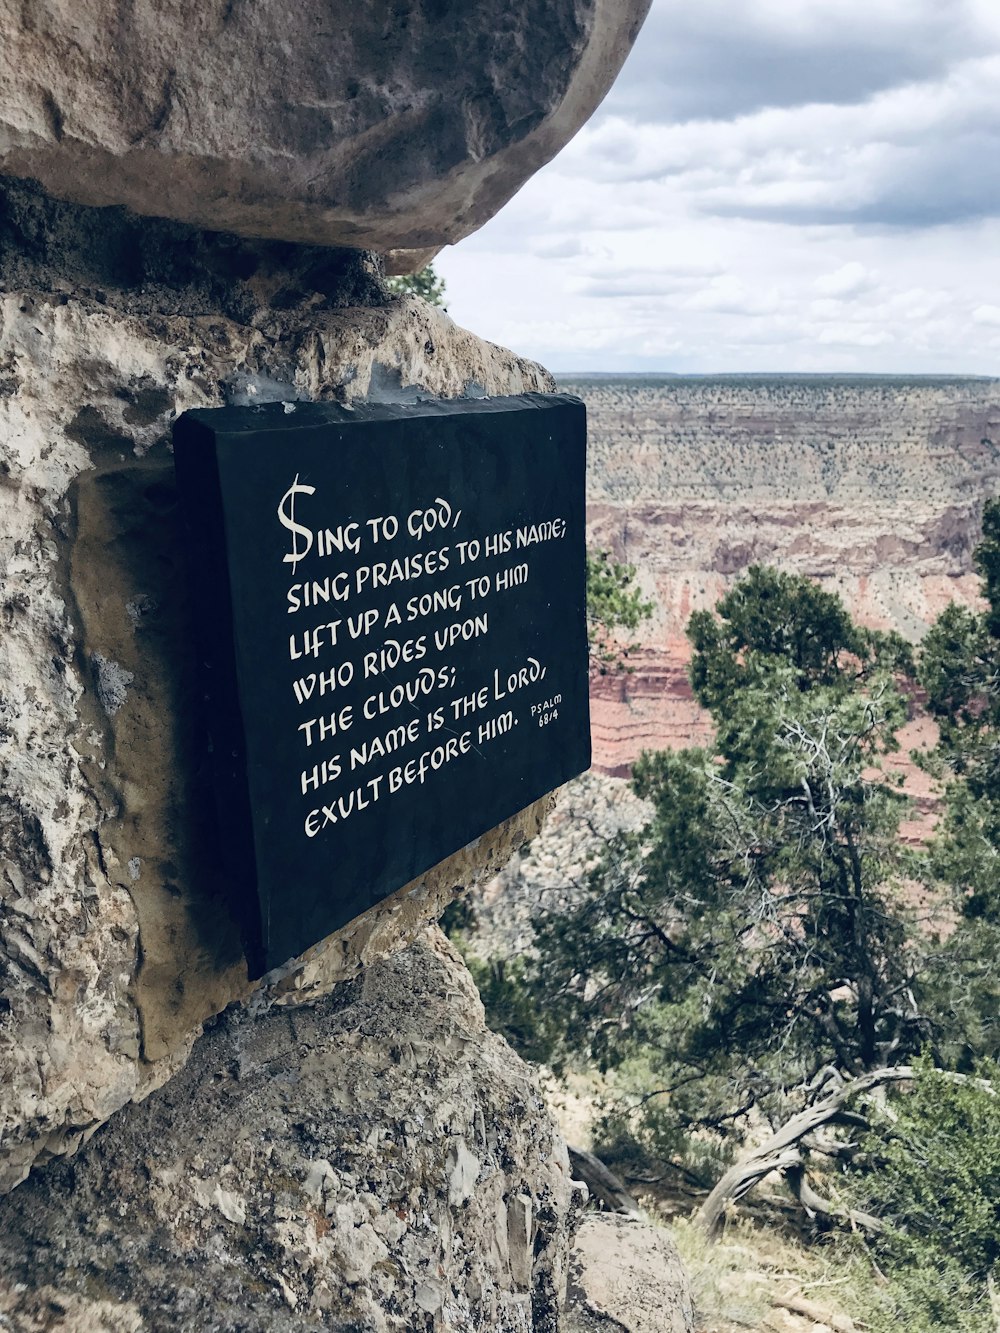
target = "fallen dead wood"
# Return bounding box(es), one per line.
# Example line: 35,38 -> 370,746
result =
697,1066 -> 919,1236
699,1065 -> 997,1236
567,1145 -> 642,1215
771,1290 -> 858,1332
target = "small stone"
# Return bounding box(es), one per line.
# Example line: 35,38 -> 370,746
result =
212,1185 -> 247,1227
447,1141 -> 481,1207
91,654 -> 134,717
337,1223 -> 388,1286
276,1275 -> 298,1310
415,1278 -> 445,1315
303,1159 -> 337,1204
507,1194 -> 533,1290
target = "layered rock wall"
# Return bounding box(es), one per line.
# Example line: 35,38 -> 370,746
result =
573,374 -> 1000,775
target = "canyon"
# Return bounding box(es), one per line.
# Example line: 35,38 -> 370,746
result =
468,374 -> 1000,964
574,374 -> 1000,822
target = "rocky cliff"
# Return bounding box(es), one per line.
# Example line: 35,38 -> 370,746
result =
0,931 -> 577,1333
572,374 -> 1000,777
0,5 -> 669,1329
0,180 -> 560,1201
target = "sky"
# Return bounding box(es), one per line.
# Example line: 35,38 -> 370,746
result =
434,0 -> 1000,375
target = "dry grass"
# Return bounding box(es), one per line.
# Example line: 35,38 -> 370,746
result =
668,1213 -> 864,1333
541,1067 -> 872,1330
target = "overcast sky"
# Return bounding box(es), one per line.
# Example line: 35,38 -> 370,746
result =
435,0 -> 1000,374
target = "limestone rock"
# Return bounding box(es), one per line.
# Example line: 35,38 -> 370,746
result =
0,931 -> 575,1331
0,193 -> 554,1194
564,1214 -> 694,1333
0,0 -> 651,253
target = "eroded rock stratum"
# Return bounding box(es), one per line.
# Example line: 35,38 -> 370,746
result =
573,374 -> 1000,777
0,182 -> 554,1195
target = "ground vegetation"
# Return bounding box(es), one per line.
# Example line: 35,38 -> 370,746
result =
385,263 -> 447,308
460,506 -> 1000,1330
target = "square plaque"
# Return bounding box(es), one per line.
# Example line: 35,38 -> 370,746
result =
174,394 -> 590,974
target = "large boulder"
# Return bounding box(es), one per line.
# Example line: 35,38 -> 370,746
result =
565,1214 -> 695,1333
0,0 -> 651,261
0,179 -> 553,1194
0,930 -> 576,1331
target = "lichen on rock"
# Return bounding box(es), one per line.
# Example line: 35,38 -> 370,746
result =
0,931 -> 576,1332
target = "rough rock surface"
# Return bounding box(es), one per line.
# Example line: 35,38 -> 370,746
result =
569,373 -> 1000,797
467,772 -> 649,959
0,185 -> 555,1194
0,0 -> 650,257
564,1214 -> 694,1333
0,931 -> 576,1332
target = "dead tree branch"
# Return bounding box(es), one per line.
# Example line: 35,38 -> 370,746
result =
568,1145 -> 642,1216
698,1065 -> 996,1236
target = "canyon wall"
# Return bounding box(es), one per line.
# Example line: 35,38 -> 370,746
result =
573,374 -> 1000,783
463,376 -> 1000,965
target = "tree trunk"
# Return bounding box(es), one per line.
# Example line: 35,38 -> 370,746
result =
698,1066 -> 996,1236
568,1145 -> 642,1215
786,1161 -> 884,1232
697,1066 -> 918,1236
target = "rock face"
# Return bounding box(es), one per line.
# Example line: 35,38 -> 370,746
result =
0,180 -> 554,1195
570,374 -> 1000,777
0,0 -> 651,260
0,930 -> 576,1332
564,1215 -> 694,1333
0,0 -> 657,1314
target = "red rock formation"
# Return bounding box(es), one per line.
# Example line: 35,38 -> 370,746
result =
574,376 -> 1000,793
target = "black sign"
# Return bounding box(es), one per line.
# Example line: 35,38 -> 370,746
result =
173,394 -> 590,975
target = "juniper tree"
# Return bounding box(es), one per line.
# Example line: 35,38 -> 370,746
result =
526,568 -> 926,1158
386,263 -> 447,308
585,549 -> 654,672
918,499 -> 1000,1066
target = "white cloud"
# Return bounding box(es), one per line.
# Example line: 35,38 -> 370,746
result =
684,276 -> 780,316
532,238 -> 585,260
815,324 -> 893,347
814,263 -> 877,298
600,0 -> 996,123
435,0 -> 1000,374
561,54 -> 1000,228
